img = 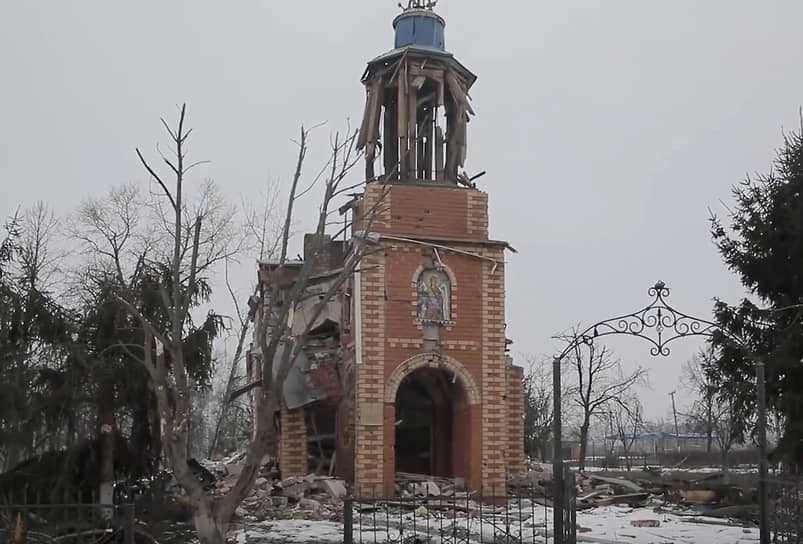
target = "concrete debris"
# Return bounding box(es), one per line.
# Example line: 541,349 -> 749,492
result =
412,480 -> 441,497
585,474 -> 646,493
320,478 -> 347,500
509,465 -> 764,518
395,472 -> 463,498
192,450 -> 349,522
679,489 -> 718,504
595,493 -> 650,507
630,519 -> 660,528
280,481 -> 311,502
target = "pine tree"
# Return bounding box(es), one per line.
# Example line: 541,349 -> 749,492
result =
711,123 -> 803,471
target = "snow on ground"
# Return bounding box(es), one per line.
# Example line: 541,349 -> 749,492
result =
227,504 -> 759,543
230,519 -> 344,543
579,465 -> 759,475
577,506 -> 758,543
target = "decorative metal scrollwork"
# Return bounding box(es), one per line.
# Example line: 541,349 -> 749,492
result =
567,281 -> 722,358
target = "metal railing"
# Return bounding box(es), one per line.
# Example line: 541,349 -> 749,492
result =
343,489 -> 558,544
0,503 -> 136,544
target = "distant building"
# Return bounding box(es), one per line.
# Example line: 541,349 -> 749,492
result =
605,431 -> 716,454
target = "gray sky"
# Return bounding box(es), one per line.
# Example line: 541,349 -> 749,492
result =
3,1 -> 803,421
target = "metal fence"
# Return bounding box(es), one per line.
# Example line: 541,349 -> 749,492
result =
343,491 -> 558,544
768,478 -> 803,544
0,503 -> 136,544
560,468 -> 576,544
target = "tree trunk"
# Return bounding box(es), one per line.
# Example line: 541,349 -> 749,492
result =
194,501 -> 226,544
150,396 -> 162,469
98,379 -> 116,516
130,402 -> 150,478
5,440 -> 20,472
578,420 -> 590,471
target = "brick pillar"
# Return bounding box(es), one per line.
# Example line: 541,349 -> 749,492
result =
279,406 -> 308,478
382,403 -> 396,496
506,361 -> 526,474
354,251 -> 387,496
480,250 -> 507,493
466,191 -> 489,238
468,404 -> 482,491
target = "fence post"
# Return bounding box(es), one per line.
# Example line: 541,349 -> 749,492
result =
564,464 -> 577,544
343,496 -> 354,544
553,356 -> 564,544
756,362 -> 769,544
123,503 -> 135,544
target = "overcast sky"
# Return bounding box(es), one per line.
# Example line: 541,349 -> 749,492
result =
3,1 -> 803,421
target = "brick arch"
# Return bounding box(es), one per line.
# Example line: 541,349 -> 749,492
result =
384,353 -> 480,405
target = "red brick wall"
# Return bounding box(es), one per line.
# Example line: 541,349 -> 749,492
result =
355,183 -> 489,241
354,182 -> 511,495
279,406 -> 308,478
506,362 -> 526,475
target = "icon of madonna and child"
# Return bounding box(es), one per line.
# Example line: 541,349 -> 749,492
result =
416,269 -> 451,323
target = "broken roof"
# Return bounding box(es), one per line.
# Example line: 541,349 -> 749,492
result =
362,45 -> 477,89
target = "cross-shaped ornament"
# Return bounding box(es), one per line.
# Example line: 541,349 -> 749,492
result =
403,0 -> 438,10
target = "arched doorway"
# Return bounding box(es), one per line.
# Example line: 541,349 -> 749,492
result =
383,353 -> 481,493
394,367 -> 469,477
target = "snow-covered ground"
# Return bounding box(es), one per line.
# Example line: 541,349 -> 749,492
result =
228,504 -> 759,543
579,465 -> 758,475
578,506 -> 758,543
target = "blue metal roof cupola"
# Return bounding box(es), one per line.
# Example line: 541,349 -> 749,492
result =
357,1 -> 477,185
393,4 -> 446,50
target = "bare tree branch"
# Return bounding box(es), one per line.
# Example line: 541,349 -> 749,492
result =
557,327 -> 648,470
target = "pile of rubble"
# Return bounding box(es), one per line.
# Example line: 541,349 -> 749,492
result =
508,463 -> 760,521
510,465 -> 763,539
507,462 -> 552,500
394,472 -> 467,498
185,452 -> 760,530
575,470 -> 758,517
196,452 -> 348,522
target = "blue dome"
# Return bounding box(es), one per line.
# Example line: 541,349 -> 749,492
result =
393,9 -> 446,51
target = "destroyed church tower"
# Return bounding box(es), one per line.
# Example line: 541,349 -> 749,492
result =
357,2 -> 475,184
250,3 -> 525,496
347,3 -> 526,495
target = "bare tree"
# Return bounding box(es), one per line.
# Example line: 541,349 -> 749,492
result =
207,181 -> 282,459
681,348 -> 742,471
558,330 -> 647,471
522,357 -> 554,462
712,399 -> 741,473
115,106 -> 387,544
18,202 -> 62,294
680,348 -> 718,453
609,394 -> 644,470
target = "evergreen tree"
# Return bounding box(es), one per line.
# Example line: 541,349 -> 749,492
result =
710,123 -> 803,471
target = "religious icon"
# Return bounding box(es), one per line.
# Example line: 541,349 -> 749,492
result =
417,268 -> 451,323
